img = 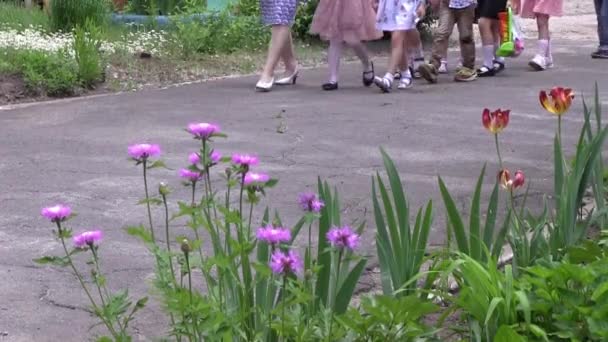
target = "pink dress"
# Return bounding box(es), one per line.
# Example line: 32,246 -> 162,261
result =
310,0 -> 382,43
520,0 -> 563,18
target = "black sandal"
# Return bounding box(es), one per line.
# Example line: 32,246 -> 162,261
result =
493,60 -> 505,73
363,62 -> 375,87
322,82 -> 339,91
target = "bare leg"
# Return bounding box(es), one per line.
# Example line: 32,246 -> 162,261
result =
478,18 -> 497,68
279,30 -> 298,76
259,25 -> 291,82
388,31 -> 407,76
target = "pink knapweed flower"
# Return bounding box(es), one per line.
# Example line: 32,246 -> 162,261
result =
187,123 -> 220,139
327,226 -> 360,251
179,168 -> 203,182
41,205 -> 72,222
73,230 -> 103,248
256,225 -> 291,245
244,172 -> 270,186
232,153 -> 259,167
188,152 -> 201,165
298,192 -> 325,213
270,250 -> 303,275
128,144 -> 161,160
210,150 -> 221,164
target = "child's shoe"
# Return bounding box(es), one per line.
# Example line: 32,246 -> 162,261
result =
374,76 -> 393,93
493,60 -> 505,74
591,49 -> 608,59
476,65 -> 496,77
398,75 -> 413,89
454,67 -> 478,82
529,54 -> 548,71
417,63 -> 438,83
438,60 -> 448,74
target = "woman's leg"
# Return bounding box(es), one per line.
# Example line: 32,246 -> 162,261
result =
259,25 -> 291,82
279,30 -> 298,75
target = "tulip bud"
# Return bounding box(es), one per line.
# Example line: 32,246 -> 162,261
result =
513,170 -> 525,189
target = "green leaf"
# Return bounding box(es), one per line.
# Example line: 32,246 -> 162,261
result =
554,134 -> 565,211
135,297 -> 148,309
484,297 -> 504,326
33,256 -> 69,267
96,337 -> 113,342
592,281 -> 608,301
124,225 -> 153,244
438,176 -> 469,255
494,325 -> 525,342
265,178 -> 279,188
335,259 -> 367,314
470,165 -> 486,262
137,197 -> 162,206
147,160 -> 170,170
483,182 -> 499,251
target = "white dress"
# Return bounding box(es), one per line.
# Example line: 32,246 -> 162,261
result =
376,0 -> 419,31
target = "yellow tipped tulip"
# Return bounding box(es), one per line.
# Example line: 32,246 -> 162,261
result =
540,87 -> 574,116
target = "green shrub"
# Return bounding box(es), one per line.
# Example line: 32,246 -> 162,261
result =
50,0 -> 110,32
73,21 -> 104,88
228,0 -> 258,16
0,2 -> 50,31
15,49 -> 79,96
292,0 -> 318,40
170,13 -> 269,57
126,0 -> 205,15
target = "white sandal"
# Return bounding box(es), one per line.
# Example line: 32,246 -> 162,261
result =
398,76 -> 413,89
374,76 -> 392,93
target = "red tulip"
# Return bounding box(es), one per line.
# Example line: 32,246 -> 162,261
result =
539,87 -> 574,116
482,109 -> 510,134
498,169 -> 525,191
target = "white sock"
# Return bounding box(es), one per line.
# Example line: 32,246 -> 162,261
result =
482,45 -> 495,68
328,40 -> 343,84
494,45 -> 505,63
402,68 -> 412,78
546,39 -> 552,58
538,39 -> 549,58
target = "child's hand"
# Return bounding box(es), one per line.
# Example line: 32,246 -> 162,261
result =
510,0 -> 521,14
416,4 -> 426,19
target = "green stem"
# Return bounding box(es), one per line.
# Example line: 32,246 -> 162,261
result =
494,134 -> 503,170
247,201 -> 254,240
91,246 -> 125,332
558,116 -> 563,146
328,249 -> 343,341
161,192 -> 176,284
57,223 -> 118,338
281,276 -> 287,342
142,159 -> 156,243
185,253 -> 192,304
225,183 -> 232,254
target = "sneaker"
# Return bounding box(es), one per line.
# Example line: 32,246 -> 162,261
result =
438,61 -> 448,74
417,63 -> 438,83
477,65 -> 496,77
591,49 -> 608,59
454,67 -> 478,82
398,76 -> 413,89
529,54 -> 548,71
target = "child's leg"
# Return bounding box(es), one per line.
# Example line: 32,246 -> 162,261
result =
492,21 -> 505,63
347,40 -> 373,71
478,18 -> 497,69
536,14 -> 551,58
327,39 -> 343,84
407,29 -> 425,69
430,1 -> 455,68
374,30 -> 407,91
456,6 -> 476,71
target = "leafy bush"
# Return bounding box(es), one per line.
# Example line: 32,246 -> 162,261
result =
6,48 -> 79,96
228,0 -> 258,16
73,21 -> 105,88
292,0 -> 319,40
170,12 -> 269,57
50,0 -> 110,32
522,242 -> 608,341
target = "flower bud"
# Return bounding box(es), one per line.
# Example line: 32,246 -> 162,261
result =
159,182 -> 171,196
180,239 -> 192,255
225,168 -> 232,179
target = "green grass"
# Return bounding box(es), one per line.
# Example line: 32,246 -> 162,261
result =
0,2 -> 50,31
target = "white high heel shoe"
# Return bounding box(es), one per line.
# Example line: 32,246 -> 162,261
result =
255,77 -> 274,92
274,69 -> 299,86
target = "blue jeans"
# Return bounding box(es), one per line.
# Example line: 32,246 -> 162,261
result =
596,0 -> 608,50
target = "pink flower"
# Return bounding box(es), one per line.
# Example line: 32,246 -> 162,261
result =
179,168 -> 203,182
73,230 -> 103,248
298,192 -> 325,213
187,123 -> 220,139
256,225 -> 291,245
327,226 -> 360,251
188,152 -> 201,165
128,144 -> 161,160
210,150 -> 221,164
41,205 -> 72,222
244,172 -> 270,186
232,153 -> 259,167
270,250 -> 303,275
